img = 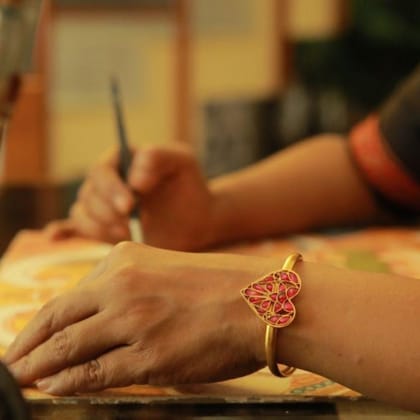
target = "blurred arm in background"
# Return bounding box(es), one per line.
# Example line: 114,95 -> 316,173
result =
47,65 -> 420,249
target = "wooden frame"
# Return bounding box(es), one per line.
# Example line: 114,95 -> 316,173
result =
51,0 -> 192,144
3,0 -> 51,185
3,0 -> 191,186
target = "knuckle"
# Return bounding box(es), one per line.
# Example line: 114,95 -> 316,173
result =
88,198 -> 107,217
116,262 -> 136,278
131,342 -> 155,363
129,344 -> 155,384
84,359 -> 105,386
51,329 -> 71,359
144,147 -> 162,164
37,312 -> 55,339
19,355 -> 31,376
113,263 -> 139,291
123,303 -> 148,324
107,242 -> 150,288
37,299 -> 58,333
15,355 -> 37,384
112,241 -> 135,257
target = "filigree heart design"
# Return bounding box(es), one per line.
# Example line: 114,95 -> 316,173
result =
240,270 -> 302,328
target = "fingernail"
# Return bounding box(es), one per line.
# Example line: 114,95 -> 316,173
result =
36,377 -> 53,393
114,195 -> 129,213
8,363 -> 22,379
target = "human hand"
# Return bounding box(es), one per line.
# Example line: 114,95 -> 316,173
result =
47,144 -> 217,250
3,243 -> 274,395
45,149 -> 134,243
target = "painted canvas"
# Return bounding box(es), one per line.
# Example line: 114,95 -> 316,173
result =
0,227 -> 418,400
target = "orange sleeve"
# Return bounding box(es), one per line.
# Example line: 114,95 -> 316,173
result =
349,114 -> 420,212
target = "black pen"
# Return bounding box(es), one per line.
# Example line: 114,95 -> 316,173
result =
110,76 -> 142,243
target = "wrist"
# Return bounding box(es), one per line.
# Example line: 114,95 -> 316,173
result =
240,254 -> 308,375
239,256 -> 302,368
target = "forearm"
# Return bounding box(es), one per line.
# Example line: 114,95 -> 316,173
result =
209,135 -> 380,245
278,261 -> 420,412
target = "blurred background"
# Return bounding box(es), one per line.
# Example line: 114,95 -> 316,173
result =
1,0 -> 419,252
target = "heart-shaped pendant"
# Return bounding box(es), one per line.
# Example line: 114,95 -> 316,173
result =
240,269 -> 302,328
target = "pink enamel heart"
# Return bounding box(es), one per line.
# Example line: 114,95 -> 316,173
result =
240,270 -> 302,328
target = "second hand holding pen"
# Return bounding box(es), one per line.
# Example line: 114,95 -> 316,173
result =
110,76 -> 143,243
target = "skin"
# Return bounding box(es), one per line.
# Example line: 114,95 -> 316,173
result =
46,134 -> 383,250
3,244 -> 274,389
46,64 -> 420,247
47,144 -> 215,250
3,243 -> 420,413
4,60 -> 419,415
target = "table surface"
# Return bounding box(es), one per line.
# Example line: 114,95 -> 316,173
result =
27,398 -> 420,419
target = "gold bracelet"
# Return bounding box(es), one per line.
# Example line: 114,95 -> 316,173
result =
240,253 -> 302,377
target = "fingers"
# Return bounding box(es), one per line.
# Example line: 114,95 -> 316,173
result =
3,288 -> 99,365
8,310 -> 123,386
66,160 -> 134,242
44,219 -> 77,241
35,346 -> 142,395
78,183 -> 120,225
69,202 -> 129,243
88,164 -> 134,215
129,145 -> 197,193
79,182 -> 130,238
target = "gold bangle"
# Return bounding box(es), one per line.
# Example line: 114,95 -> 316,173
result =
241,253 -> 302,378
